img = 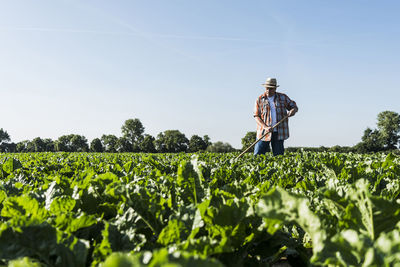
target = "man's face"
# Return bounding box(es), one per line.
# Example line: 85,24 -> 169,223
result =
265,86 -> 277,96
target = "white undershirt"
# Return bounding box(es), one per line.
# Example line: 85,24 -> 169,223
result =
267,96 -> 277,132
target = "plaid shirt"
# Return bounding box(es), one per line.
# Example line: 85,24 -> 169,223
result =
253,92 -> 297,141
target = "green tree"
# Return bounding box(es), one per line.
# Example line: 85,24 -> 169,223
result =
70,135 -> 89,152
0,128 -> 12,152
155,130 -> 189,153
203,135 -> 211,148
16,140 -> 33,152
31,137 -> 46,152
43,138 -> 55,152
117,137 -> 132,152
26,141 -> 35,152
0,128 -> 10,145
55,134 -> 88,152
55,135 -> 70,152
90,138 -> 104,152
206,141 -> 236,153
188,135 -> 207,152
377,111 -> 400,149
140,134 -> 156,153
121,119 -> 145,152
328,145 -> 353,153
355,128 -> 384,153
241,131 -> 256,151
0,142 -> 16,152
101,134 -> 119,153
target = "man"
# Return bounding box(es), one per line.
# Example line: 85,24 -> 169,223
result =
253,77 -> 298,156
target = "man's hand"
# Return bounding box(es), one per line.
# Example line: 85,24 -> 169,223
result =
263,125 -> 273,133
288,109 -> 297,117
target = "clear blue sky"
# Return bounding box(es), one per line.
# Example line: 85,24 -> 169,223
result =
1,0 -> 399,149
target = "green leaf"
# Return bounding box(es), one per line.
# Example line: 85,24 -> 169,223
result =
123,161 -> 134,174
1,196 -> 47,220
375,227 -> 400,266
50,196 -> 76,214
103,249 -> 224,267
256,187 -> 327,260
150,248 -> 224,267
7,257 -> 43,267
92,222 -> 113,265
157,219 -> 188,246
344,179 -> 400,240
101,252 -> 142,267
2,158 -> 22,174
0,222 -> 88,267
0,190 -> 7,204
177,160 -> 204,205
92,221 -> 137,266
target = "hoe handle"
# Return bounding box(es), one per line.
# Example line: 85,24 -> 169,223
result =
235,114 -> 290,160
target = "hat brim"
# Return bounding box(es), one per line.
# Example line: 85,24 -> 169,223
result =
261,84 -> 279,87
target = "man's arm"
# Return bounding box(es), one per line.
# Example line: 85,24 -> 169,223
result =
284,95 -> 298,117
254,115 -> 272,133
253,98 -> 272,132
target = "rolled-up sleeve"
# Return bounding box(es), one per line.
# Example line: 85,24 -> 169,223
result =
253,99 -> 261,117
285,95 -> 298,111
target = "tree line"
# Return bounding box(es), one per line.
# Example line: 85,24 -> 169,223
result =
0,119 -> 236,153
1,111 -> 399,154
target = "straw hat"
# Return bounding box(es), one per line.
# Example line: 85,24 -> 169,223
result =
261,77 -> 279,87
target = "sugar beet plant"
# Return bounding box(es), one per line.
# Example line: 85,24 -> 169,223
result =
0,151 -> 400,266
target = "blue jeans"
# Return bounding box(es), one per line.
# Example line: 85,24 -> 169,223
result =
254,132 -> 284,156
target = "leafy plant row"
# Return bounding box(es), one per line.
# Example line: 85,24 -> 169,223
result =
0,152 -> 399,266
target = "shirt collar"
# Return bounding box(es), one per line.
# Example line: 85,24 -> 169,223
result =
262,92 -> 278,99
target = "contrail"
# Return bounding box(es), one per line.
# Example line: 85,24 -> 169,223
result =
0,26 -> 345,50
0,27 -> 132,35
0,26 -> 277,43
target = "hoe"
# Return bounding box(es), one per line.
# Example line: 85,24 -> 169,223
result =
236,114 -> 290,160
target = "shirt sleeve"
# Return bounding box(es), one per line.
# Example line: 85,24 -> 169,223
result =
253,98 -> 261,117
284,95 -> 298,111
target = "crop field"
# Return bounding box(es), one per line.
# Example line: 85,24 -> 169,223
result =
0,152 -> 400,266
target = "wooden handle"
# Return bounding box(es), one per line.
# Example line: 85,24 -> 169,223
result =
235,114 -> 290,160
